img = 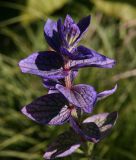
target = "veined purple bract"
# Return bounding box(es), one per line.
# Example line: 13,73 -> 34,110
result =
19,15 -> 118,159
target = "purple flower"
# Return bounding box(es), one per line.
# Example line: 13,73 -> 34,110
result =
44,129 -> 82,159
44,15 -> 91,51
19,15 -> 118,159
21,85 -> 117,124
44,112 -> 118,159
56,84 -> 117,113
70,111 -> 118,143
19,15 -> 116,80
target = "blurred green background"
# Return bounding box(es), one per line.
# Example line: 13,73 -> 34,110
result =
0,0 -> 136,159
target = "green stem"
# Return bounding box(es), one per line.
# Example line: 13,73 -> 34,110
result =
87,142 -> 95,159
82,142 -> 95,159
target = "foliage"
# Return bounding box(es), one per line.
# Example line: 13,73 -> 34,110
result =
92,0 -> 136,21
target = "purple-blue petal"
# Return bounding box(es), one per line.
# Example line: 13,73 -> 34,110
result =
70,46 -> 116,69
72,45 -> 94,59
56,84 -> 97,113
57,19 -> 68,48
70,117 -> 100,143
83,113 -> 110,127
77,15 -> 91,36
19,51 -> 68,79
97,84 -> 117,101
43,79 -> 62,90
44,130 -> 81,159
75,15 -> 91,43
48,89 -> 59,94
64,14 -> 75,30
61,45 -> 93,60
63,15 -> 80,48
70,70 -> 78,82
44,19 -> 60,51
83,112 -> 118,140
21,93 -> 71,125
60,47 -> 75,59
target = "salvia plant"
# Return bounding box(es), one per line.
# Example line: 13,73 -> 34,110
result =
19,15 -> 118,159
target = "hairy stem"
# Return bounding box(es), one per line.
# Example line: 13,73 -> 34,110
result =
64,59 -> 73,88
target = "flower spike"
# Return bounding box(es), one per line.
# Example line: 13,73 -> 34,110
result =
19,14 -> 118,159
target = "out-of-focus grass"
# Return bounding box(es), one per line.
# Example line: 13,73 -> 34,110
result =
0,0 -> 136,159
